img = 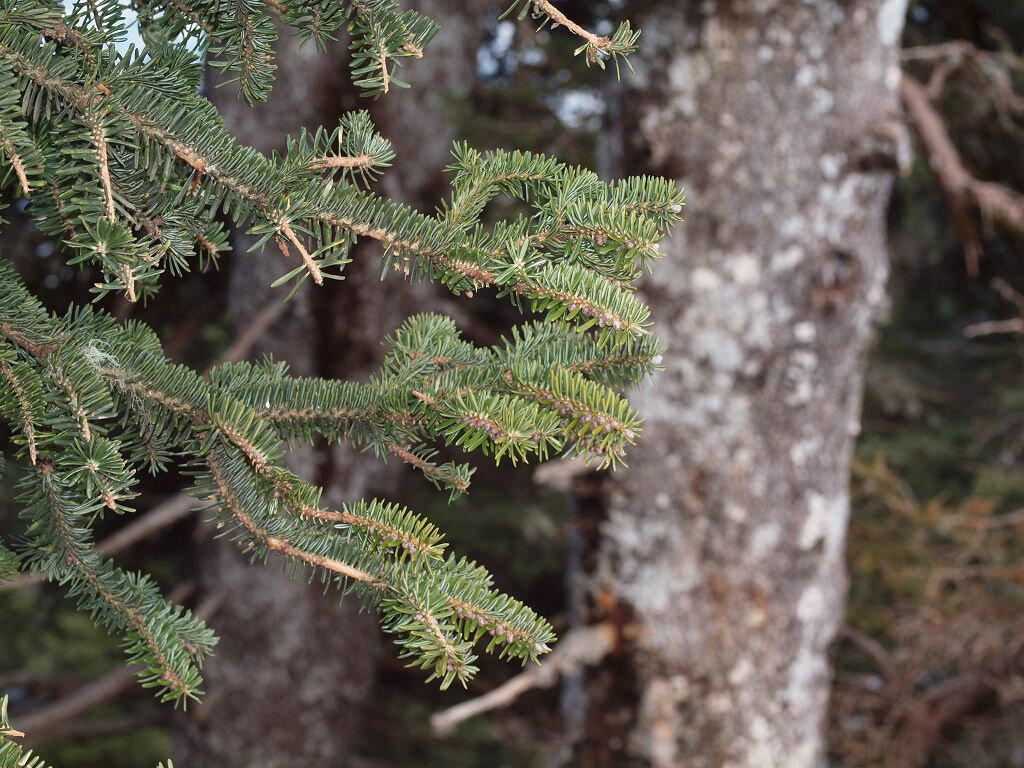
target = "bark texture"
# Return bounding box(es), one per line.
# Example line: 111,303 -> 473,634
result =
577,2 -> 909,766
175,9 -> 480,764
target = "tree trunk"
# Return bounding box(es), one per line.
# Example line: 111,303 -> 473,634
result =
175,8 -> 480,764
575,2 -> 909,766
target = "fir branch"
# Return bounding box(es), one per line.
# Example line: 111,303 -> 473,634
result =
0,0 -> 675,710
501,0 -> 640,69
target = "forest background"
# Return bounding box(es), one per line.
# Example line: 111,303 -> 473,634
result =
1,0 -> 1023,766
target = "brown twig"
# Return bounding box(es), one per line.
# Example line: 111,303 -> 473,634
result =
279,220 -> 323,285
308,153 -> 373,171
530,1 -> 610,56
900,74 -> 1024,275
216,299 -> 287,365
963,318 -> 1024,338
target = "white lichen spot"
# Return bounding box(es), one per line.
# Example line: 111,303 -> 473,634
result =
794,321 -> 817,343
799,491 -> 849,557
729,657 -> 755,686
691,266 -> 722,292
725,502 -> 747,522
789,437 -> 820,467
795,65 -> 817,88
877,0 -> 910,47
886,63 -> 901,91
780,215 -> 808,240
747,604 -> 767,627
785,350 -> 818,407
818,153 -> 844,180
810,86 -> 835,116
749,521 -> 781,559
707,691 -> 733,715
771,245 -> 805,272
797,583 -> 825,623
693,328 -> 744,372
729,254 -> 761,285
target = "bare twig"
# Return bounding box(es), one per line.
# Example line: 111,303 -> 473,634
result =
889,640 -> 1024,768
279,220 -> 323,285
840,625 -> 899,683
992,277 -> 1024,315
900,74 -> 1024,274
963,318 -> 1024,338
901,41 -> 977,63
530,1 -> 610,55
215,299 -> 287,365
308,153 -> 373,171
430,622 -> 615,736
939,507 -> 1024,531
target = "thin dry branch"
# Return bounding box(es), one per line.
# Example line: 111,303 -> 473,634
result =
430,622 -> 614,736
0,137 -> 31,195
963,318 -> 1024,338
900,74 -> 1024,274
216,299 -> 287,365
279,220 -> 323,285
963,278 -> 1024,338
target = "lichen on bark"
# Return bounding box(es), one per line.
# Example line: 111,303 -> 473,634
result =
574,2 -> 909,766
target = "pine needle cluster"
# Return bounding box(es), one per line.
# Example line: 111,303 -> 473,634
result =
0,0 -> 682,746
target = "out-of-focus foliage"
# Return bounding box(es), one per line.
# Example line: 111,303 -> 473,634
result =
828,2 -> 1024,765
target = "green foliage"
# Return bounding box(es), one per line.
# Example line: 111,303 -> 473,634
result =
0,0 -> 680,752
1,693 -> 175,767
2,695 -> 53,768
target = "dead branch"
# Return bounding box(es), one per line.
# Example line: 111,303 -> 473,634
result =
888,639 -> 1024,768
215,298 -> 287,366
430,622 -> 615,736
938,507 -> 1024,531
963,318 -> 1024,338
840,625 -> 899,683
900,73 -> 1024,274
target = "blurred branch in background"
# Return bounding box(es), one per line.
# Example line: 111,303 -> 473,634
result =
901,43 -> 1024,275
431,622 -> 614,736
964,278 -> 1024,338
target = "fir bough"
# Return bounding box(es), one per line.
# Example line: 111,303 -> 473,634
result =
0,0 -> 682,750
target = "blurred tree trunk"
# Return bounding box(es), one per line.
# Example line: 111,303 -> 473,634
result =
574,2 -> 909,766
175,6 -> 478,765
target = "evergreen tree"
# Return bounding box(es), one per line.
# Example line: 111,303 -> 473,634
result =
0,0 -> 680,751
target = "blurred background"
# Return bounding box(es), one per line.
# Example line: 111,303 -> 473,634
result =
2,0 -> 1023,766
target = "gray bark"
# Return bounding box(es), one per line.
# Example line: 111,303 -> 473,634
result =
576,2 -> 909,766
175,8 -> 480,764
